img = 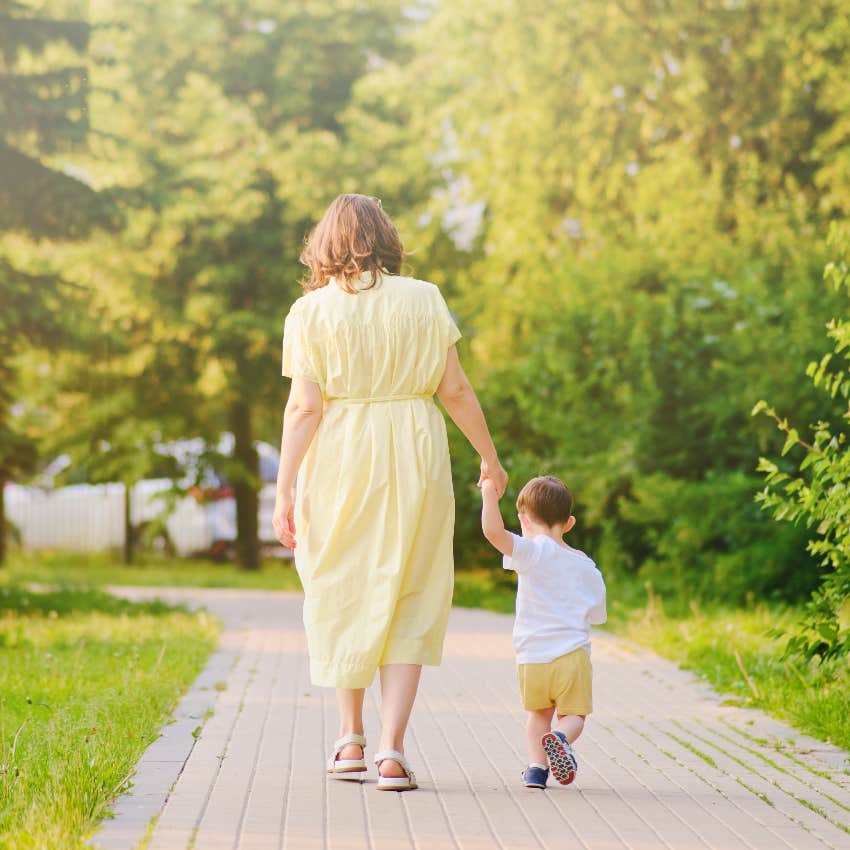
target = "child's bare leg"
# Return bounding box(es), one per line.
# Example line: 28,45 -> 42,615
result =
527,708 -> 555,764
554,714 -> 585,744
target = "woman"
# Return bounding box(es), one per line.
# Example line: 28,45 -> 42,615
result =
273,194 -> 507,791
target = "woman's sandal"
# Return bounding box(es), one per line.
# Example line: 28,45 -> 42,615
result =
326,733 -> 367,779
373,749 -> 418,791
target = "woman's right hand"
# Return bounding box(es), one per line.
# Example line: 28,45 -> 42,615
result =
272,489 -> 296,550
479,458 -> 508,498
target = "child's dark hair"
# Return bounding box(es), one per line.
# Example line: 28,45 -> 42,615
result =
516,475 -> 573,527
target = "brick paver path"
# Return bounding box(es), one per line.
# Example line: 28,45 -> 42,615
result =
93,588 -> 850,850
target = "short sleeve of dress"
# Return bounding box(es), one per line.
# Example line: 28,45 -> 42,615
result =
281,300 -> 322,386
433,285 -> 462,347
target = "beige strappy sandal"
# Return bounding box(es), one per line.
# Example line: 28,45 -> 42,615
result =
374,749 -> 418,791
326,733 -> 367,779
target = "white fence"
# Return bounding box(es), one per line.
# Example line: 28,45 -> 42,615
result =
5,479 -> 278,556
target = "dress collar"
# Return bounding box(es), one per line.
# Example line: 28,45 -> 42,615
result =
329,269 -> 387,291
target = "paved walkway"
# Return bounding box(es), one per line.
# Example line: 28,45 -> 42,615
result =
93,588 -> 850,850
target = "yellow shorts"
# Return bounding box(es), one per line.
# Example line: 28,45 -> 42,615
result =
517,647 -> 593,716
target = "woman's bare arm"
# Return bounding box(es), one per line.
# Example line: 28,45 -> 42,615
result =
437,346 -> 508,496
273,377 -> 324,547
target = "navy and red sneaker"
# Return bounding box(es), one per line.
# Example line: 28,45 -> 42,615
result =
541,731 -> 578,785
522,764 -> 549,789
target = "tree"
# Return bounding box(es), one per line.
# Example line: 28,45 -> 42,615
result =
48,0 -> 409,567
0,0 -> 112,564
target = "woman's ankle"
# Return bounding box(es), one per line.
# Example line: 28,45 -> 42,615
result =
378,735 -> 404,753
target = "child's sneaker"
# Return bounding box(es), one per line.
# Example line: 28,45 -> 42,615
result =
541,731 -> 578,785
522,764 -> 549,788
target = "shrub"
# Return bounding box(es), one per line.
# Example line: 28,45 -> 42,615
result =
753,222 -> 850,662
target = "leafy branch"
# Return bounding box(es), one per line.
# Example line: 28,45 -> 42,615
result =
752,222 -> 850,663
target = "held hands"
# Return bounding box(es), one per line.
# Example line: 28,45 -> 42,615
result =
480,477 -> 497,497
478,457 -> 508,498
478,457 -> 514,556
272,489 -> 296,549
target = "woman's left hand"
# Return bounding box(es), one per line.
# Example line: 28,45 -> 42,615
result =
478,458 -> 508,498
272,490 -> 296,549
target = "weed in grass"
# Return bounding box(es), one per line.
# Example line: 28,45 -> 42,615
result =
737,778 -> 774,807
677,719 -> 850,834
136,812 -> 160,850
706,722 -> 850,817
665,732 -> 718,769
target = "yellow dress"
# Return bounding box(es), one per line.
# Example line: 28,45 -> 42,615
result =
281,273 -> 461,688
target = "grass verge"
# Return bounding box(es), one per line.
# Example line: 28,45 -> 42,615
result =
3,550 -> 302,591
0,584 -> 220,850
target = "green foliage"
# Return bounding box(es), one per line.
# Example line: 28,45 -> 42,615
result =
0,585 -> 218,849
7,0 -> 850,600
363,0 -> 850,608
451,567 -> 517,615
621,472 -> 816,605
754,223 -> 850,662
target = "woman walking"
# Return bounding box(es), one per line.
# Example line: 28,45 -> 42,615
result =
273,194 -> 507,790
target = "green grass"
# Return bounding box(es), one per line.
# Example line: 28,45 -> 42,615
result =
614,595 -> 850,752
2,550 -> 302,591
451,568 -> 850,753
0,584 -> 220,850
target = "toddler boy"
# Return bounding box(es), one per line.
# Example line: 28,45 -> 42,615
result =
480,475 -> 606,788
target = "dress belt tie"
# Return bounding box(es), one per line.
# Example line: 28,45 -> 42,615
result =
326,393 -> 433,405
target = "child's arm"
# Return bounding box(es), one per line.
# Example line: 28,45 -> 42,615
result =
480,478 -> 514,557
588,571 -> 607,625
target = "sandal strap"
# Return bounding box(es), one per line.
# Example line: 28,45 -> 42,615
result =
333,733 -> 366,756
373,749 -> 412,776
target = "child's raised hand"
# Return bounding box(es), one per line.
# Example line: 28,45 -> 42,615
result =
479,477 -> 498,497
479,458 -> 508,497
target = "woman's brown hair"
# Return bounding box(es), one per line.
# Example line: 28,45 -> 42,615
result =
299,194 -> 405,294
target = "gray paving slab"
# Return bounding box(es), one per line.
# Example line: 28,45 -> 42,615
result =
90,587 -> 850,850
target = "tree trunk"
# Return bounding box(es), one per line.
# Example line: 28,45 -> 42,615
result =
123,481 -> 133,564
231,400 -> 260,569
0,476 -> 6,567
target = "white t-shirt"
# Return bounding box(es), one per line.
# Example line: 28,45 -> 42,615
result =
502,533 -> 607,665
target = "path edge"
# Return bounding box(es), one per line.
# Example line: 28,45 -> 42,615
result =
90,642 -> 237,850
